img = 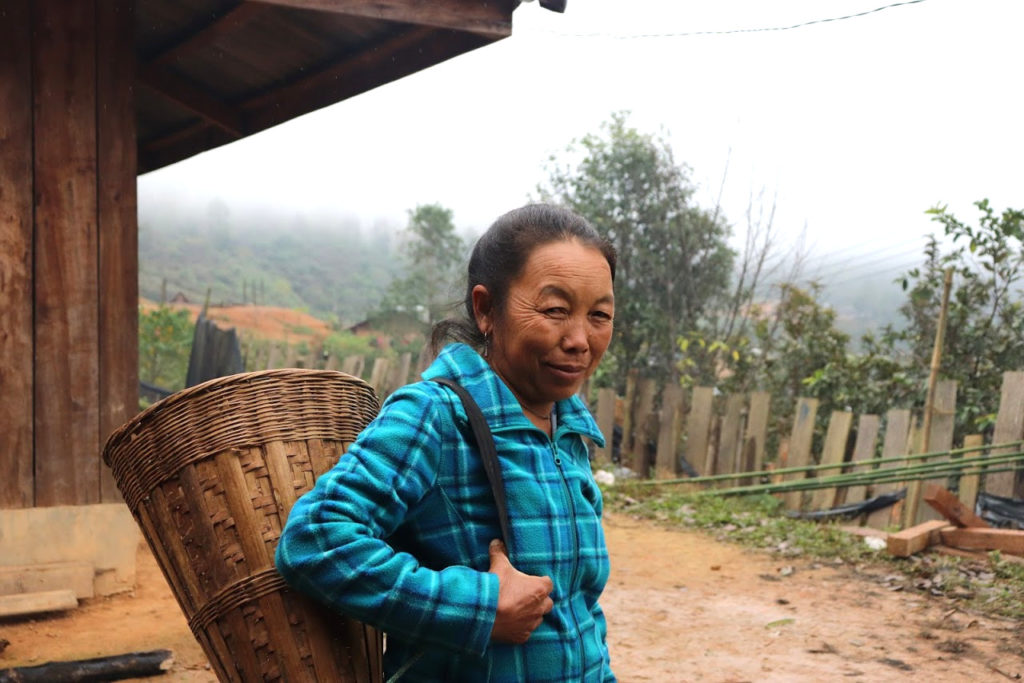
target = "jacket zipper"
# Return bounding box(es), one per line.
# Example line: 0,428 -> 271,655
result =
551,436 -> 586,676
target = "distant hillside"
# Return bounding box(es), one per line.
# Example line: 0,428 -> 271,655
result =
138,197 -> 403,325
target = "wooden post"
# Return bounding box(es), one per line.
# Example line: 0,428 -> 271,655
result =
684,387 -> 713,476
841,414 -> 880,506
620,371 -> 637,470
985,371 -> 1024,497
368,357 -> 391,394
809,410 -> 853,511
631,378 -> 656,477
655,385 -> 684,479
0,0 -> 34,508
717,394 -> 745,476
745,391 -> 771,474
782,397 -> 818,511
594,387 -> 616,464
958,434 -> 984,511
914,379 -> 957,524
898,417 -> 925,528
865,409 -> 912,529
341,354 -> 365,379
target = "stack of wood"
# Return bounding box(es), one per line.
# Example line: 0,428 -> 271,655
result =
885,484 -> 1024,561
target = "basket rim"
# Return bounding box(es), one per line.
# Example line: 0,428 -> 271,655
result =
103,368 -> 376,461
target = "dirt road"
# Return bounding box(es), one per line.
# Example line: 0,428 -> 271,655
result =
1,512 -> 1021,681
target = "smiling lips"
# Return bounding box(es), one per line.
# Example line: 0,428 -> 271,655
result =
546,361 -> 588,379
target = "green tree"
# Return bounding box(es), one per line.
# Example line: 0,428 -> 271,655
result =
381,204 -> 466,326
880,199 -> 1024,436
541,113 -> 735,382
139,305 -> 193,391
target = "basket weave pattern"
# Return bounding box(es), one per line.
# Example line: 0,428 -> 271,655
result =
104,369 -> 384,682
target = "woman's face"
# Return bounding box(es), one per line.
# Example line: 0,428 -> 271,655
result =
474,239 -> 614,412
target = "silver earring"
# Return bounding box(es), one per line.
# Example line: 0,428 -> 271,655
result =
483,332 -> 491,358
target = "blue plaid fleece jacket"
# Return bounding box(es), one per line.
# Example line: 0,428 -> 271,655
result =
276,343 -> 615,682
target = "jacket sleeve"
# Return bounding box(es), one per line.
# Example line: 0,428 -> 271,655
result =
274,384 -> 499,657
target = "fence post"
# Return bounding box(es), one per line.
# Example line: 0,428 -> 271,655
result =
865,409 -> 912,529
684,387 -> 713,476
631,378 -> 657,477
620,371 -> 637,470
594,387 -> 617,465
782,397 -> 818,512
913,379 -> 957,524
985,371 -> 1024,497
655,384 -> 684,479
958,434 -> 984,510
809,410 -> 853,511
841,414 -> 880,507
717,394 -> 745,476
746,392 -> 771,474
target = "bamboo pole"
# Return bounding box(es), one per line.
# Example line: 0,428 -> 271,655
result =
637,439 -> 1024,487
906,267 -> 954,525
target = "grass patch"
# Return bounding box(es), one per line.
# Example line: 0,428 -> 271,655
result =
602,480 -> 1024,619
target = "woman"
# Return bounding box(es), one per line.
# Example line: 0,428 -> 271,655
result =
276,204 -> 617,681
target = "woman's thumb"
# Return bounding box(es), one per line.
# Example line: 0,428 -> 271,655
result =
488,539 -> 509,569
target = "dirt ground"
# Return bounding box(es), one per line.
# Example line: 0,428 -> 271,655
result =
2,512 -> 1022,682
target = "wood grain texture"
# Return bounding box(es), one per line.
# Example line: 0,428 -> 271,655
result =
841,413 -> 880,506
782,397 -> 818,511
986,372 -> 1024,497
0,0 -> 35,509
33,0 -> 100,506
915,379 -> 957,524
98,0 -> 138,503
809,411 -> 853,511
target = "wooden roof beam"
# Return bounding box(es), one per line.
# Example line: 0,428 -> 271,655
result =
248,0 -> 514,38
139,65 -> 246,137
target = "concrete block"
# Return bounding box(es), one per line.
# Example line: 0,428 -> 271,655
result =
0,504 -> 138,596
0,561 -> 95,599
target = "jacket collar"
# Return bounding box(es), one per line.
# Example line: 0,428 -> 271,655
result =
421,343 -> 605,446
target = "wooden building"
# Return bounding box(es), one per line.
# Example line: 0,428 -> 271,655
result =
0,0 -> 562,513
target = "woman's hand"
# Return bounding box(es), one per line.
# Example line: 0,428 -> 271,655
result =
488,539 -> 554,644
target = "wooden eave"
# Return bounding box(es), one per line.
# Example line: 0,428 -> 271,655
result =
136,0 -> 519,173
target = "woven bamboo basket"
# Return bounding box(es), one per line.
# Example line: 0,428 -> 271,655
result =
103,369 -> 384,682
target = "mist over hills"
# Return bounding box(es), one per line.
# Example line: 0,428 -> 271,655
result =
138,193 -> 913,338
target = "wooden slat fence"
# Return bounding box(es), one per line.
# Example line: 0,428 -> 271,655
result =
244,338 -> 1024,531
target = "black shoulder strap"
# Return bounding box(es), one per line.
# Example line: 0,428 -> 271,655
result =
431,377 -> 513,555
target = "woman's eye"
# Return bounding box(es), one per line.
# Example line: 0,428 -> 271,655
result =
544,307 -> 569,317
591,310 -> 613,322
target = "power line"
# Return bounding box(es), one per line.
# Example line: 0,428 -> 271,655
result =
543,0 -> 930,40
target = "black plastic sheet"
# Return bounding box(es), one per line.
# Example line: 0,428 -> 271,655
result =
976,491 -> 1024,529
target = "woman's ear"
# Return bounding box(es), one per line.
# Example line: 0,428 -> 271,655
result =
471,284 -> 493,335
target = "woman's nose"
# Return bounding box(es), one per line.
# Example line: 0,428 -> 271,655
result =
561,318 -> 589,351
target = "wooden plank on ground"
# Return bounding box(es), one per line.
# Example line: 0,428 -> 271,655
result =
958,434 -> 984,512
914,380 -> 958,524
940,527 -> 1024,556
0,0 -> 34,509
717,394 -> 745,476
783,397 -> 819,511
866,409 -> 912,529
923,484 -> 989,528
746,391 -> 771,474
0,589 -> 78,618
886,520 -> 949,558
841,414 -> 880,506
809,411 -> 854,511
33,0 -> 101,506
985,371 -> 1024,497
685,386 -> 713,476
594,387 -> 616,464
97,0 -> 137,504
655,384 -> 684,479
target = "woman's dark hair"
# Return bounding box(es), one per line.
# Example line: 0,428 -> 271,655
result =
431,203 -> 616,354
